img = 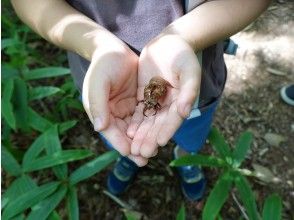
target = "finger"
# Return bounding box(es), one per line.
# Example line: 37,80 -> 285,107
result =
140,111 -> 166,158
130,116 -> 155,155
128,155 -> 148,167
157,102 -> 183,146
176,63 -> 201,118
101,117 -> 131,156
83,68 -> 110,131
127,103 -> 144,138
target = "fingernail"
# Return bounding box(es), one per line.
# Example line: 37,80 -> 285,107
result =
184,104 -> 192,117
93,117 -> 102,131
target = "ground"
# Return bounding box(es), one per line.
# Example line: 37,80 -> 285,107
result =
3,1 -> 294,219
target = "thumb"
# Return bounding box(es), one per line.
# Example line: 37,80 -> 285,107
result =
83,69 -> 110,131
176,63 -> 201,118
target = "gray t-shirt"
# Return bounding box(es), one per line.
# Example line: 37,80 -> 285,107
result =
66,0 -> 226,110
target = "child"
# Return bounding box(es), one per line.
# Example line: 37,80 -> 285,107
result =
12,0 -> 270,201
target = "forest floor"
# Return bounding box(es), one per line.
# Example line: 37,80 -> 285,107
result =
63,1 -> 293,219
3,1 -> 293,220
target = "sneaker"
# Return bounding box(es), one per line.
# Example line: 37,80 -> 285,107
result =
280,84 -> 294,106
173,146 -> 206,201
107,157 -> 139,195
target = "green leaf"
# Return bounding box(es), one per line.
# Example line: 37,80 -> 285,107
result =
170,154 -> 226,168
48,211 -> 62,220
22,130 -> 52,167
24,67 -> 70,80
23,149 -> 93,172
12,77 -> 29,132
58,120 -> 78,134
202,171 -> 233,220
43,126 -> 68,179
262,194 -> 282,220
69,150 -> 119,185
208,127 -> 232,160
1,38 -> 20,50
29,86 -> 61,101
234,173 -> 260,220
28,108 -> 53,132
2,175 -> 37,209
232,132 -> 253,167
27,185 -> 67,220
176,203 -> 186,220
1,65 -> 19,80
1,78 -> 16,129
67,186 -> 79,220
1,146 -> 22,176
123,210 -> 143,220
2,182 -> 60,219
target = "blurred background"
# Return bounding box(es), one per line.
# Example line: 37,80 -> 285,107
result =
1,0 -> 293,219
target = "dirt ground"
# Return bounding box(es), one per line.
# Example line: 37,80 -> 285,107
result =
3,1 -> 293,220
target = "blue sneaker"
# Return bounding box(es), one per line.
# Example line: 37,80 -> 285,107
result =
107,157 -> 139,195
174,146 -> 206,201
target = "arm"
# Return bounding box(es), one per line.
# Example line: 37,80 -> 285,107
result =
11,0 -> 126,60
162,0 -> 271,50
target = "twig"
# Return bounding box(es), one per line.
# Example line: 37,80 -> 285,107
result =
232,192 -> 250,220
103,190 -> 132,210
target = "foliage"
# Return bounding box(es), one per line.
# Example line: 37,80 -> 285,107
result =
170,127 -> 283,220
2,2 -> 120,219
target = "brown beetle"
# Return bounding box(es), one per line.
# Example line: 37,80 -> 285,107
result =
139,76 -> 171,116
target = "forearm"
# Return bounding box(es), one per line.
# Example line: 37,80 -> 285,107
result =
11,0 -> 125,60
162,0 -> 271,51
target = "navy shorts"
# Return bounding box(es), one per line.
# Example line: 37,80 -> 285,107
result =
172,101 -> 218,153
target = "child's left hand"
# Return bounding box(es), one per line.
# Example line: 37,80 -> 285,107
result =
127,34 -> 201,159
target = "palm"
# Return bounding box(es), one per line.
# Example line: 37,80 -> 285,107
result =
127,59 -> 184,158
127,35 -> 201,159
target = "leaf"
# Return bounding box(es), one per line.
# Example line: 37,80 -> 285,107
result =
176,203 -> 186,220
67,186 -> 79,220
264,133 -> 286,147
43,126 -> 68,179
232,131 -> 253,167
28,108 -> 53,132
69,150 -> 119,185
48,211 -> 62,220
29,86 -> 61,101
202,172 -> 233,220
1,65 -> 19,80
262,194 -> 282,220
1,146 -> 22,176
234,173 -> 260,220
208,127 -> 232,160
170,154 -> 226,168
12,77 -> 29,132
1,38 -> 20,50
2,182 -> 60,219
27,185 -> 67,220
252,164 -> 278,183
1,78 -> 16,129
23,130 -> 51,167
123,209 -> 144,220
24,67 -> 70,80
58,120 -> 78,134
2,175 -> 37,209
23,149 -> 93,172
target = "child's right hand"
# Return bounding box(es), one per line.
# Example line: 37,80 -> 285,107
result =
82,39 -> 148,166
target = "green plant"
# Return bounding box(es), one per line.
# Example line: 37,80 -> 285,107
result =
170,127 -> 283,220
1,125 -> 119,220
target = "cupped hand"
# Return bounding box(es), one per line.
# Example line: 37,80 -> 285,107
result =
127,34 -> 202,159
82,39 -> 148,166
